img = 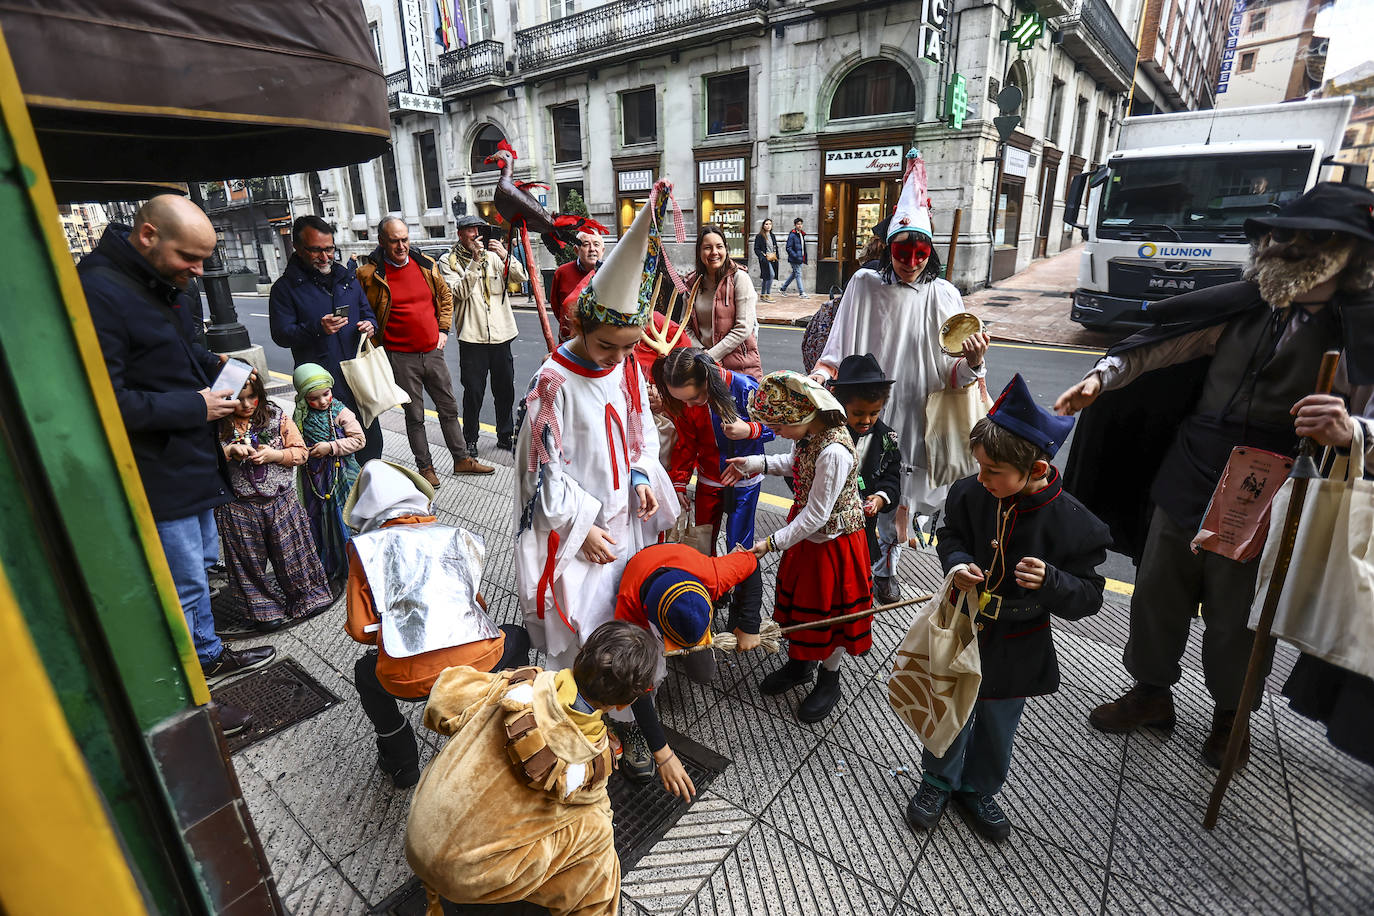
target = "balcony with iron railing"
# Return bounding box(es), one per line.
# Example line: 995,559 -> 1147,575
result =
386,63 -> 443,109
1057,0 -> 1139,92
203,178 -> 290,213
438,39 -> 506,94
515,0 -> 769,78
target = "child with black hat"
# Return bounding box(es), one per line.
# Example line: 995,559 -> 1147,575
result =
906,374 -> 1112,843
827,353 -> 905,604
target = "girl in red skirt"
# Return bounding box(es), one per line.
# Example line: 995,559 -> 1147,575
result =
723,370 -> 872,722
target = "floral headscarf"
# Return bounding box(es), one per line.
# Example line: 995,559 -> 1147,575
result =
748,370 -> 844,427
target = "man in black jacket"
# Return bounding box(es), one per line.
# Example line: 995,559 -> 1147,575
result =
269,215 -> 382,462
1055,182 -> 1374,767
84,195 -> 275,732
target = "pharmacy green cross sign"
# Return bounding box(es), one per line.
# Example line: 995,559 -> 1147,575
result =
1002,12 -> 1045,50
945,73 -> 968,130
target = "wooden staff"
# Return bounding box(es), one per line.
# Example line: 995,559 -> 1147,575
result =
517,225 -> 557,353
946,207 -> 963,277
665,592 -> 934,656
1204,349 -> 1342,829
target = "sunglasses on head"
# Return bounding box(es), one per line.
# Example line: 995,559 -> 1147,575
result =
1251,226 -> 1342,246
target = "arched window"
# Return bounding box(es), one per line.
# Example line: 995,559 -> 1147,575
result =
829,61 -> 917,120
471,124 -> 507,172
1004,61 -> 1030,114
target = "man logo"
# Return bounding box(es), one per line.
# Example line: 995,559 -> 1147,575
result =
1138,243 -> 1158,258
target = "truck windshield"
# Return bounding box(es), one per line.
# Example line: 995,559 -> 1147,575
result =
1097,150 -> 1312,241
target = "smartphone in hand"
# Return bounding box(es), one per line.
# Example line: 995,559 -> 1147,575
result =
211,357 -> 253,401
332,303 -> 351,318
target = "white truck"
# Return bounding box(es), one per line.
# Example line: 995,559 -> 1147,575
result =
1063,97 -> 1355,328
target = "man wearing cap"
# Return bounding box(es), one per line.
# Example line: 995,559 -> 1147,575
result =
438,215 -> 527,453
612,542 -> 761,794
344,459 -> 530,789
356,217 -> 494,488
1055,182 -> 1374,767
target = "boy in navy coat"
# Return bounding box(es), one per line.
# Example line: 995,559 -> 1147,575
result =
906,374 -> 1111,842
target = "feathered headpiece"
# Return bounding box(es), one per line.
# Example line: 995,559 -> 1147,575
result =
887,148 -> 932,241
577,179 -> 674,328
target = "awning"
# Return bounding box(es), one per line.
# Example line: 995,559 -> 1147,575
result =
0,0 -> 391,183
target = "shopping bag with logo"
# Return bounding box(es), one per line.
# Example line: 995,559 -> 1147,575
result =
1249,421 -> 1374,678
888,569 -> 982,756
339,337 -> 411,427
924,378 -> 993,488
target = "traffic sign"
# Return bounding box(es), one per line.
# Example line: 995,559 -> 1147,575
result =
994,115 -> 1022,143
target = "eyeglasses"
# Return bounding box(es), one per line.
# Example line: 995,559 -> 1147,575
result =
1250,227 -> 1342,246
302,245 -> 337,255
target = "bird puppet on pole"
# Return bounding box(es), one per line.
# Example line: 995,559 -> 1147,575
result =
484,139 -> 608,352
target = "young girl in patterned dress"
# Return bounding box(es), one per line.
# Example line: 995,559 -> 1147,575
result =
293,363 -> 366,595
217,372 -> 332,631
723,370 -> 873,724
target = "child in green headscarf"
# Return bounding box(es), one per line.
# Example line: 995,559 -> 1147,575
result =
294,363 -> 366,594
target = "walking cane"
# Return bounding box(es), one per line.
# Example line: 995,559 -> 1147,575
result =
665,592 -> 934,656
1203,349 -> 1342,830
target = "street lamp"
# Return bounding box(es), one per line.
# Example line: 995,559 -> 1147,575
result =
187,183 -> 250,352
244,178 -> 271,283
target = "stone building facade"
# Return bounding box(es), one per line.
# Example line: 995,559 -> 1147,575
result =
296,0 -> 1141,292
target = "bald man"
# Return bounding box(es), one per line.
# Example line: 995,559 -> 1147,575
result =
83,194 -> 275,734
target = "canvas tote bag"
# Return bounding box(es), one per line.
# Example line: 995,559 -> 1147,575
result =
888,569 -> 983,756
340,337 -> 411,427
924,378 -> 993,488
666,501 -> 716,556
1249,421 -> 1374,679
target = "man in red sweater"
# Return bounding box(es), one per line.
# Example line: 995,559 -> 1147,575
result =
549,230 -> 603,342
356,217 -> 493,488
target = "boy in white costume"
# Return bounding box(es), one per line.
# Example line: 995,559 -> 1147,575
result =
812,150 -> 989,602
514,180 -> 679,680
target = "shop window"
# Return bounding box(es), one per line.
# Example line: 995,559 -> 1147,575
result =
706,71 -> 749,135
1239,51 -> 1256,73
470,123 -> 506,172
347,163 -> 366,215
828,60 -> 916,120
379,149 -> 401,213
622,88 -> 656,145
415,131 -> 442,210
551,103 -> 582,163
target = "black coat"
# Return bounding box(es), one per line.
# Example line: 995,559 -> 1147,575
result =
937,469 -> 1111,698
81,225 -> 232,521
753,232 -> 778,279
268,256 -> 378,413
850,419 -> 902,561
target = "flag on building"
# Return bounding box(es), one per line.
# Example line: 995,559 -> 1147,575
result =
432,0 -> 468,51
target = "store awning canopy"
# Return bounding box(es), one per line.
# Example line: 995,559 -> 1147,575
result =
0,0 -> 391,188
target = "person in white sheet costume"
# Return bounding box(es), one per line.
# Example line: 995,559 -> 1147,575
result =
515,180 -> 680,670
812,150 -> 989,600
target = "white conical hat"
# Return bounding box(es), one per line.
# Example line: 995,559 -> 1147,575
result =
887,148 -> 932,241
577,180 -> 672,328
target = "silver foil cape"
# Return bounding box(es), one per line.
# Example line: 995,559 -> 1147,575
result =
350,523 -> 498,658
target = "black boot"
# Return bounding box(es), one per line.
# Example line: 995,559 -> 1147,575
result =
759,658 -> 817,695
376,724 -> 420,790
797,667 -> 842,723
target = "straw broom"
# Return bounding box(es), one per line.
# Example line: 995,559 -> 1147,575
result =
665,592 -> 934,656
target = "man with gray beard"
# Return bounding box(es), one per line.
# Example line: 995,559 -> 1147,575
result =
1053,182 -> 1374,768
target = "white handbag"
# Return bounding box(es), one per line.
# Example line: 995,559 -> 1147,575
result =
888,569 -> 983,756
1249,421 -> 1374,679
924,378 -> 992,488
339,337 -> 410,428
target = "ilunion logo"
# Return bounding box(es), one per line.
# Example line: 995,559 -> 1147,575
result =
1138,243 -> 1158,258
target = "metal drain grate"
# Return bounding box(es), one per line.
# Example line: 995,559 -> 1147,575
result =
212,657 -> 340,754
371,727 -> 731,915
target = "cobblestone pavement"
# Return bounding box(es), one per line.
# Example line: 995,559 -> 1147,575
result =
232,410 -> 1373,915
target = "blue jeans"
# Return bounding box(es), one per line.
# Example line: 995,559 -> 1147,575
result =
780,263 -> 805,296
760,263 -> 774,296
156,509 -> 223,664
921,697 -> 1026,796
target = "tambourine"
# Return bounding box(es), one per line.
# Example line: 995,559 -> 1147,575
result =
939,312 -> 985,356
